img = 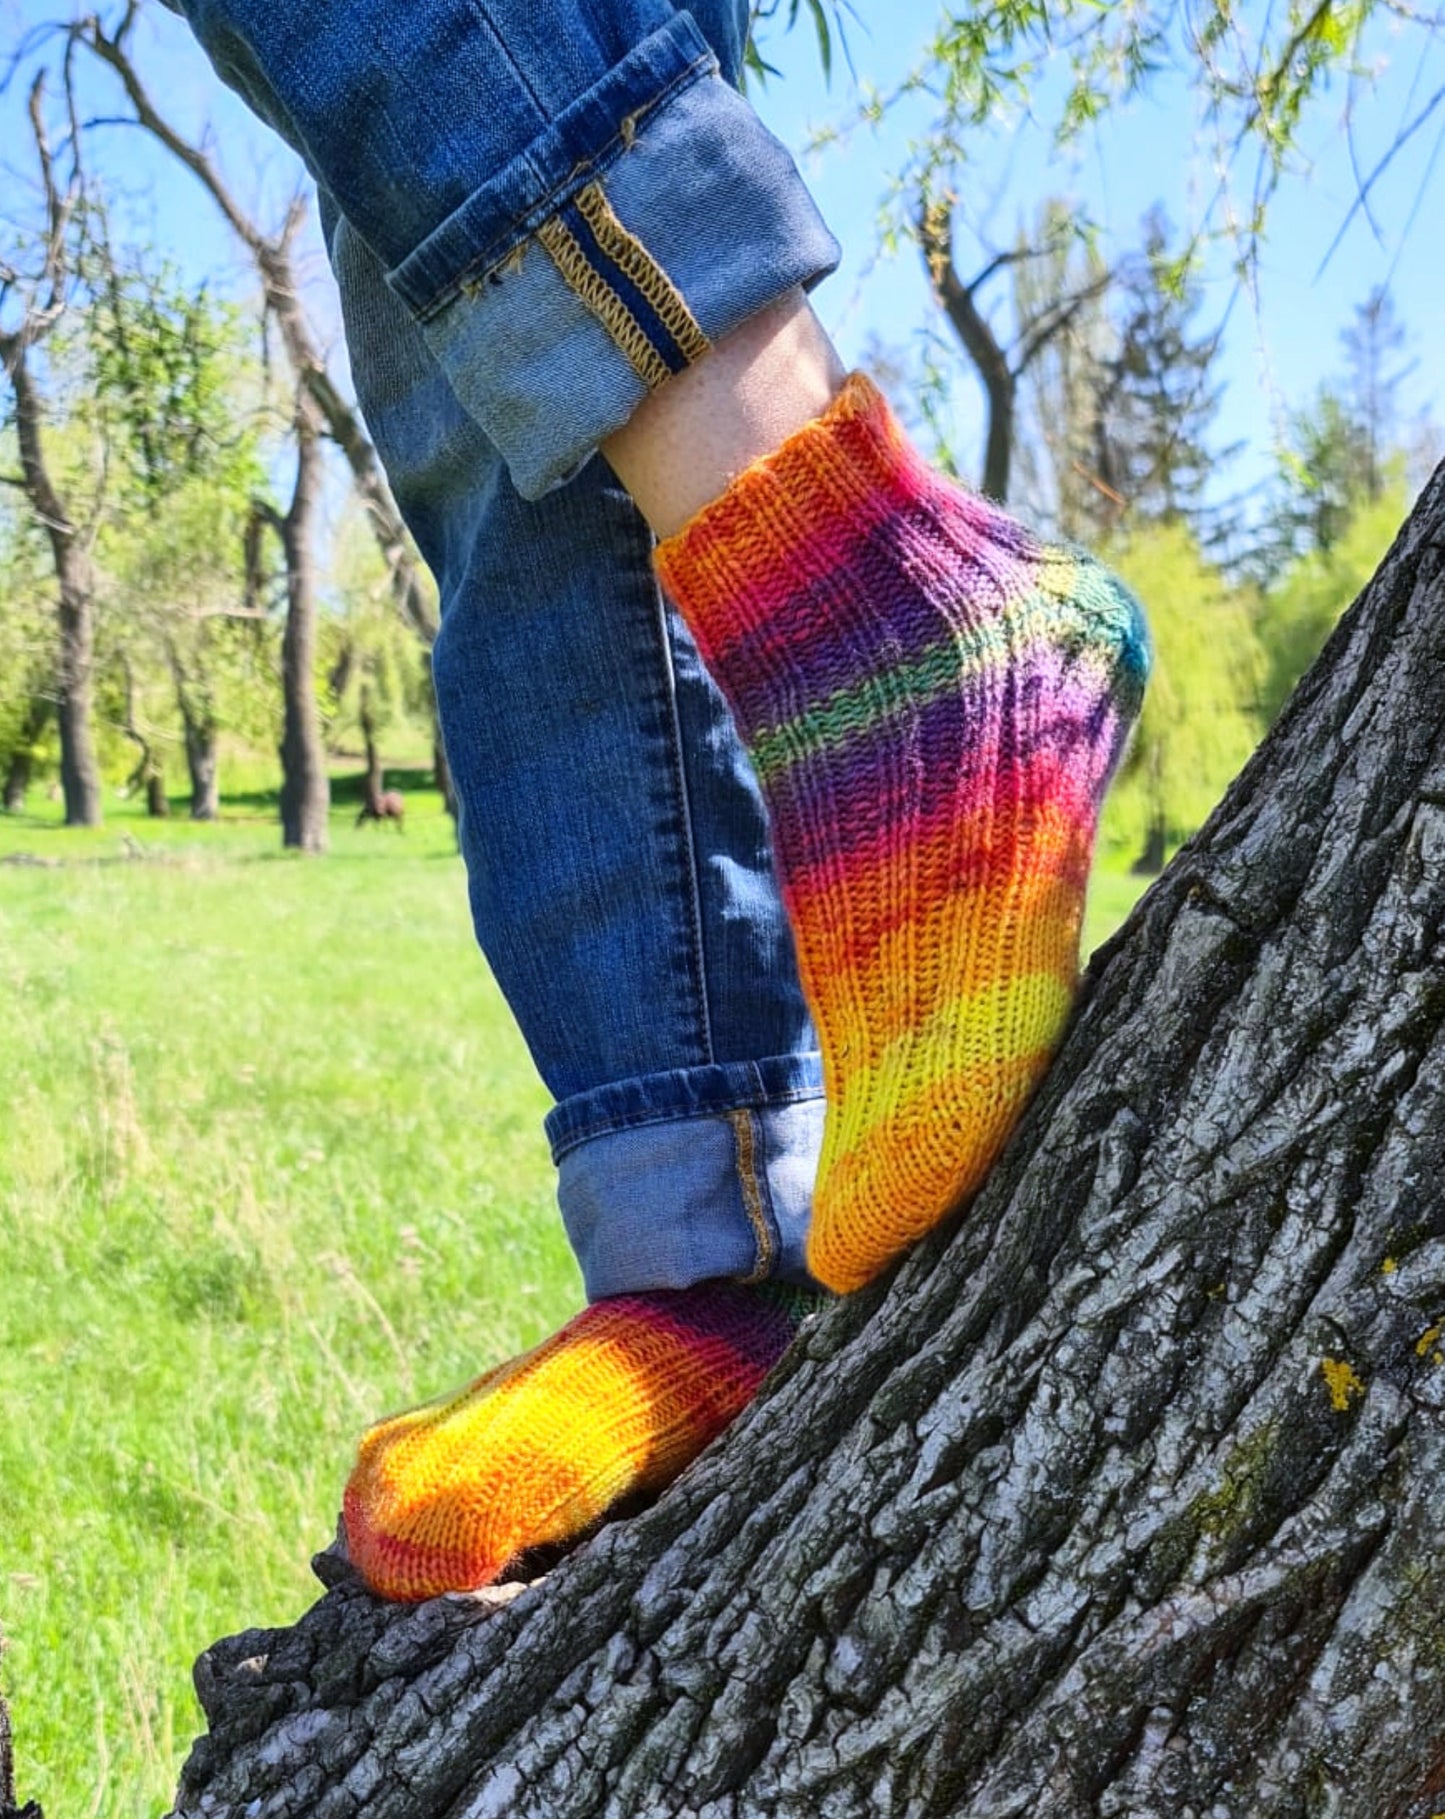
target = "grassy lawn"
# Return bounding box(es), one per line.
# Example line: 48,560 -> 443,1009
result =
1,779 -> 1152,1815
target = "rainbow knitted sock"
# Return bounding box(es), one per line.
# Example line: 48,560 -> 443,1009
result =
342,1280 -> 823,1601
655,374 -> 1148,1293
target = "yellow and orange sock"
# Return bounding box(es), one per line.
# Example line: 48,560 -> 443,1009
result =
656,374 -> 1149,1292
342,1280 -> 822,1602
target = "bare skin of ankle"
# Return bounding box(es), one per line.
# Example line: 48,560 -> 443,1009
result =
602,287 -> 847,540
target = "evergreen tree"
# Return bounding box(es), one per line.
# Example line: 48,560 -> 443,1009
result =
1090,210 -> 1234,538
1258,290 -> 1419,580
1340,286 -> 1413,504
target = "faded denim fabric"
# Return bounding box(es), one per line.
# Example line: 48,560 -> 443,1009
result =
162,0 -> 839,494
166,0 -> 832,1297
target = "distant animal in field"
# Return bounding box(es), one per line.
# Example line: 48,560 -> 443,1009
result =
356,789 -> 405,831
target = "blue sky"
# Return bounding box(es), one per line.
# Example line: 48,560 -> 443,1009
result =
4,0 -> 1442,511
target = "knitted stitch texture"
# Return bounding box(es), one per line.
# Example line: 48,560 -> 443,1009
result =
343,1281 -> 822,1602
655,373 -> 1149,1293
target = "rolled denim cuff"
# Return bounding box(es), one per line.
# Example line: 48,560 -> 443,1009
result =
394,13 -> 841,497
546,1054 -> 824,1300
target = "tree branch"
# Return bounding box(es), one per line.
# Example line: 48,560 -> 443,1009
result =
77,15 -> 441,647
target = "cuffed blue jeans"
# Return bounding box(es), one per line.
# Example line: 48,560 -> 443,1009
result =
164,0 -> 838,1298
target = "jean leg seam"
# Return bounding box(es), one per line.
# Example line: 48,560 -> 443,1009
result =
652,576 -> 716,1067
468,0 -> 552,132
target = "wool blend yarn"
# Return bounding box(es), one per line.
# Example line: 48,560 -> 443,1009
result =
655,373 -> 1149,1293
343,1280 -> 822,1601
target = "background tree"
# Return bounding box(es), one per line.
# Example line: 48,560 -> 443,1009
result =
246,387 -> 328,854
1340,286 -> 1413,505
1256,485 -> 1408,725
320,512 -> 430,817
0,508 -> 58,812
1101,520 -> 1265,873
0,76 -> 103,826
1089,210 -> 1235,540
88,259 -> 268,819
1012,200 -> 1114,539
1253,290 -> 1430,721
79,7 -> 457,830
918,196 -> 1110,501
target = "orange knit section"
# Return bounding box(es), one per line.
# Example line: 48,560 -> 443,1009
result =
342,1285 -> 816,1602
789,837 -> 1088,1044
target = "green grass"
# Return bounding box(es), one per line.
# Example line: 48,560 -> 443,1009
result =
0,777 -> 1151,1815
1,779 -> 573,1814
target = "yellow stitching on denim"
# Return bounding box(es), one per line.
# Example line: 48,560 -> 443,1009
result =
536,213 -> 672,389
573,182 -> 711,364
727,1109 -> 775,1286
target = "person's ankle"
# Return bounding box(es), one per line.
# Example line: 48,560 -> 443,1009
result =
602,288 -> 846,539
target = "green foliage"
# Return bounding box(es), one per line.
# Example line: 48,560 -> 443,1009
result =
1101,520 -> 1267,864
746,0 -> 855,84
318,509 -> 432,757
1256,481 -> 1407,722
89,264 -> 262,513
868,1 -> 1415,288
1267,385 -> 1379,569
85,264 -> 278,788
0,495 -> 59,789
1258,290 -> 1423,581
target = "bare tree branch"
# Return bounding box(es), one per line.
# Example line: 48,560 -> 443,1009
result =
77,12 -> 441,647
919,195 -> 1112,503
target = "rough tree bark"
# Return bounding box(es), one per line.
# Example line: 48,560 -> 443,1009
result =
0,1673 -> 43,1819
170,469 -> 1445,1817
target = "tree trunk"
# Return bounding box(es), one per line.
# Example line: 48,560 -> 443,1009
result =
183,718 -> 220,822
358,687 -> 384,816
121,656 -> 169,819
2,696 -> 50,813
277,400 -> 329,855
5,342 -> 101,828
54,547 -> 101,829
925,232 -> 1017,501
171,470 -> 1445,1817
2,748 -> 32,816
169,644 -> 221,821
